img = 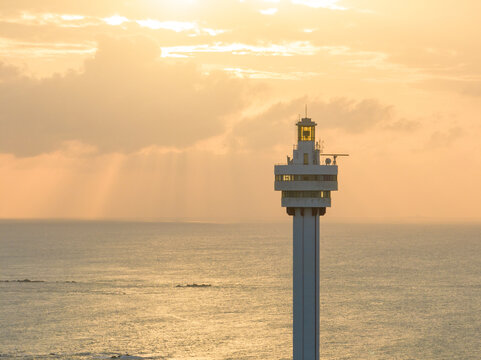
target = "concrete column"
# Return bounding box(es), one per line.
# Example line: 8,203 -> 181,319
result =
293,208 -> 320,360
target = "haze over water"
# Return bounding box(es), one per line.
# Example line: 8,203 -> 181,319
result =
1,221 -> 480,359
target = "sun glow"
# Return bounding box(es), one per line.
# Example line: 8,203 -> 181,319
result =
259,8 -> 278,15
102,15 -> 129,26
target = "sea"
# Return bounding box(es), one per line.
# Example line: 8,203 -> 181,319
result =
0,221 -> 480,360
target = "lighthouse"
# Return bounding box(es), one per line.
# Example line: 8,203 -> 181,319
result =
274,114 -> 346,360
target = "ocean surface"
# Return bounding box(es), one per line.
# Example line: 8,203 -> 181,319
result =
1,221 -> 480,360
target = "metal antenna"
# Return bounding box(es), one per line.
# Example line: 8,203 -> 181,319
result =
305,104 -> 307,118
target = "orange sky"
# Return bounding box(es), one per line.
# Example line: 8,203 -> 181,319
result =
0,0 -> 480,222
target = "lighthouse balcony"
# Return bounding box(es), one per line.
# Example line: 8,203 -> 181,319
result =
274,164 -> 338,175
275,181 -> 338,191
281,190 -> 331,208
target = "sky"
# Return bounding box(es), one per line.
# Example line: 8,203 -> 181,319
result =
0,0 -> 480,222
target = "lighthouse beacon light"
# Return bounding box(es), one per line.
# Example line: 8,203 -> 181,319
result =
274,113 -> 347,360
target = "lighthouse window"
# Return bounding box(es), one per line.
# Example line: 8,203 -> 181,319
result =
298,126 -> 315,141
282,191 -> 331,198
275,175 -> 337,181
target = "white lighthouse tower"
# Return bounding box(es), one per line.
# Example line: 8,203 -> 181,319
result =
274,114 -> 346,360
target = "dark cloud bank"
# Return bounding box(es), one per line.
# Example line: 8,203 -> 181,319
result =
0,36 -> 250,156
233,97 -> 410,150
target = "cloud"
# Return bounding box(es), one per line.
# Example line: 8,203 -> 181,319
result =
427,127 -> 463,149
0,61 -> 23,81
0,37 -> 97,59
222,67 -> 319,80
1,2 -> 477,95
383,118 -> 419,132
259,8 -> 278,15
160,41 -> 319,58
0,36 -> 253,156
310,98 -> 394,132
417,78 -> 481,97
291,0 -> 346,10
233,97 -> 394,150
102,15 -> 129,26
